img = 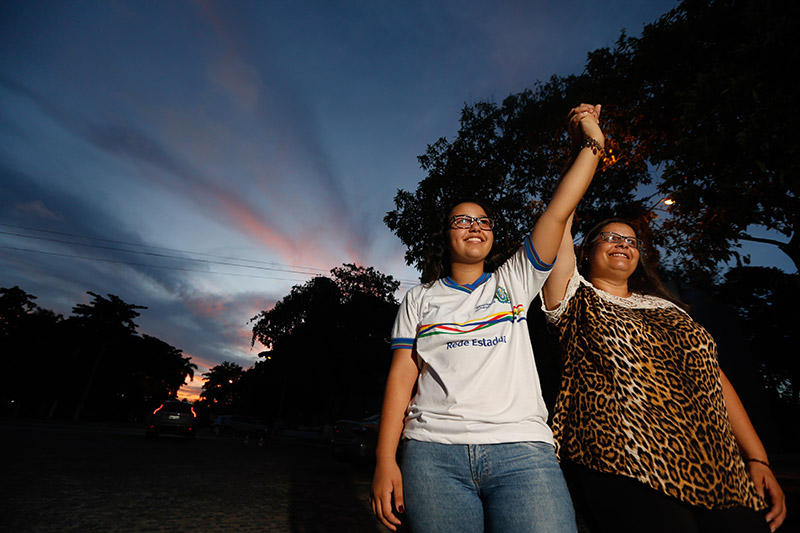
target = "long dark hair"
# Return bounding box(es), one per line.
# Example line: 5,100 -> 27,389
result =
420,198 -> 504,285
576,218 -> 688,311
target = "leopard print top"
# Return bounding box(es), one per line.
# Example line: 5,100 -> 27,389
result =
544,270 -> 765,511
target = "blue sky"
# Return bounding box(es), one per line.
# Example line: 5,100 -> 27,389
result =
0,0 -> 722,399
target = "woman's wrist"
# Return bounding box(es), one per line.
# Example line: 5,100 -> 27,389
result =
581,137 -> 605,157
744,457 -> 772,471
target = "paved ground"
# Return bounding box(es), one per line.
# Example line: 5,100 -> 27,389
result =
2,419 -> 797,532
1,420 -> 388,532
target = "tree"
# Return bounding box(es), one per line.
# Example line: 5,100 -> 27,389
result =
68,292 -> 147,421
386,0 -> 799,280
1,286 -> 199,421
584,0 -> 800,278
385,77 -> 659,275
0,286 -> 63,416
249,264 -> 399,427
130,335 -> 197,404
199,361 -> 245,412
331,263 -> 400,304
0,286 -> 40,336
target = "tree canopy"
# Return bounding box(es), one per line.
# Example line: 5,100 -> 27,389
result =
245,263 -> 400,427
1,286 -> 196,421
386,0 -> 799,281
199,361 -> 244,412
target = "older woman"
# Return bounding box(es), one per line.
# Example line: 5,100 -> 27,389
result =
370,103 -> 604,533
541,218 -> 787,532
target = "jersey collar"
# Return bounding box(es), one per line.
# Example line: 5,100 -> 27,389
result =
442,272 -> 491,294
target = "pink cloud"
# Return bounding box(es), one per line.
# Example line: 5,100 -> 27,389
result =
214,191 -> 303,258
185,297 -> 228,319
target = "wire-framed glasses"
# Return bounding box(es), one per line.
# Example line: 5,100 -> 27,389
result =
449,215 -> 494,230
596,231 -> 644,250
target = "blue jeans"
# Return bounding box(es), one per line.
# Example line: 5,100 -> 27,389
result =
401,439 -> 577,533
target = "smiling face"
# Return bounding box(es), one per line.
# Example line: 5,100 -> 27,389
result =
446,202 -> 494,268
587,222 -> 640,282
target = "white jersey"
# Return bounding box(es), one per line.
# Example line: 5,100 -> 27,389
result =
391,234 -> 555,445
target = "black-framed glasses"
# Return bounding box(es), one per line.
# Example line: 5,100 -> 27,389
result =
595,231 -> 644,250
449,215 -> 494,231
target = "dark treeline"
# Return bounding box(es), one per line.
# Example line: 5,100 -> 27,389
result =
195,264 -> 400,431
1,286 -> 196,422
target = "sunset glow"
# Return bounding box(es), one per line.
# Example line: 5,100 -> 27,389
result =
2,0 -> 686,395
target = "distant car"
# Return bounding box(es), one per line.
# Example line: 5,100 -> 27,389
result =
146,400 -> 197,439
211,415 -> 268,440
331,414 -> 380,460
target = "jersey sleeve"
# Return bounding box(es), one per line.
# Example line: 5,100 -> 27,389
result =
495,233 -> 555,304
390,285 -> 422,350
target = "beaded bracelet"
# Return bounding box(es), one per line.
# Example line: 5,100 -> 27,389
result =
745,458 -> 773,471
582,137 -> 605,158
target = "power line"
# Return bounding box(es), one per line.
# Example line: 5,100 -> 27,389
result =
0,244 -> 319,282
0,229 -> 328,277
0,222 -> 420,286
0,222 -> 323,274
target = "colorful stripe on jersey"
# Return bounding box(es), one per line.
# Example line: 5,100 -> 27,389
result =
391,337 -> 415,350
441,272 -> 490,294
524,233 -> 554,272
418,304 -> 526,339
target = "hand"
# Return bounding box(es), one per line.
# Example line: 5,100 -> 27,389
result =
370,459 -> 405,531
747,461 -> 786,531
567,103 -> 604,149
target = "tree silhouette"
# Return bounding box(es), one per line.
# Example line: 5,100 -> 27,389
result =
331,263 -> 400,304
583,0 -> 799,278
199,361 -> 245,412
133,335 -> 197,403
2,286 -> 199,421
248,264 -> 399,428
0,286 -> 63,416
0,286 -> 40,335
68,292 -> 146,421
387,0 -> 799,281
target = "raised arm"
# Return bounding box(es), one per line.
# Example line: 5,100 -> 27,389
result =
530,104 -> 603,265
371,348 -> 418,531
721,369 -> 786,531
541,212 -> 576,310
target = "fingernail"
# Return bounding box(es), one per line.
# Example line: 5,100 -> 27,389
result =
398,505 -> 404,513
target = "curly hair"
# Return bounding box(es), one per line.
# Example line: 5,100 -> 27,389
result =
576,218 -> 688,311
420,198 -> 505,286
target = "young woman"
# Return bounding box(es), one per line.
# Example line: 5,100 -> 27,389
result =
370,103 -> 605,532
540,218 -> 787,533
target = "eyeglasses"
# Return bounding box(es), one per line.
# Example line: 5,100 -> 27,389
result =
595,231 -> 644,250
449,215 -> 494,231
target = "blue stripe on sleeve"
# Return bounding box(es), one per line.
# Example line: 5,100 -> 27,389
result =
391,337 -> 415,350
524,234 -> 555,272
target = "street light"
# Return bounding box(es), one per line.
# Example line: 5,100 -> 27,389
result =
650,196 -> 675,212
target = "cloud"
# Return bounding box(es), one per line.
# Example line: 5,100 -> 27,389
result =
190,4 -> 377,260
12,200 -> 61,220
206,54 -> 262,112
82,121 -> 311,258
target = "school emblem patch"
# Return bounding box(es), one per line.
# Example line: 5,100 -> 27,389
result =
495,286 -> 510,303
